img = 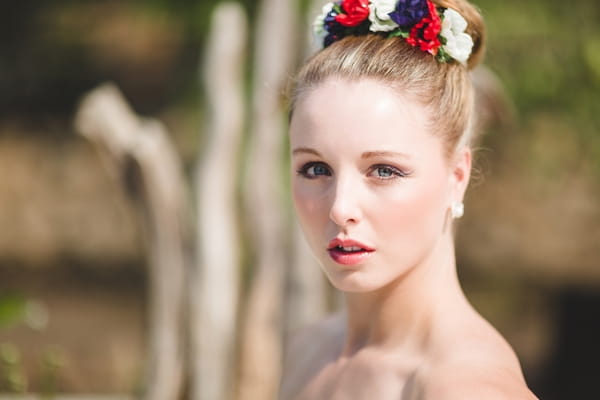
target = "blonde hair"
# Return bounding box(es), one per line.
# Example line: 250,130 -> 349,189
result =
291,0 -> 486,158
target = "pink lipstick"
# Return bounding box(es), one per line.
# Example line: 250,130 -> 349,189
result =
327,238 -> 374,266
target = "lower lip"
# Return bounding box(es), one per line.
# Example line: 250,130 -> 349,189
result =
328,249 -> 374,266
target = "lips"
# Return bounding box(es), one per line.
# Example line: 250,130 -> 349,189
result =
327,238 -> 374,266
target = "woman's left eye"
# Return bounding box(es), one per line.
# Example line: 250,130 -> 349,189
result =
368,165 -> 407,180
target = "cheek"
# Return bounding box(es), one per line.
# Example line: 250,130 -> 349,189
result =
370,179 -> 448,238
292,182 -> 328,231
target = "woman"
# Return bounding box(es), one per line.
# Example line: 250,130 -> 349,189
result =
280,0 -> 538,399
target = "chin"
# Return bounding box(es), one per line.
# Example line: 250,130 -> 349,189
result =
322,265 -> 393,294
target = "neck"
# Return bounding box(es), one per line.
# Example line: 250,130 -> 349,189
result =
340,233 -> 467,356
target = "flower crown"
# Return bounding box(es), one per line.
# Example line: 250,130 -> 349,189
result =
314,0 -> 474,65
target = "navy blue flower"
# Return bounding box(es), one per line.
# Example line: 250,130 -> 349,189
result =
324,9 -> 344,46
388,0 -> 430,29
324,8 -> 339,27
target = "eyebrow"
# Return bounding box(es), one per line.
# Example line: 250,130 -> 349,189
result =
362,151 -> 411,160
292,147 -> 321,157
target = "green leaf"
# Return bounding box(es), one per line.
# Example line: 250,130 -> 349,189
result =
388,29 -> 409,39
436,47 -> 453,63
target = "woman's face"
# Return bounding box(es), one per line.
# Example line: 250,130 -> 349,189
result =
290,78 -> 470,293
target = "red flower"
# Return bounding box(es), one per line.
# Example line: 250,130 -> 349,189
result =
335,0 -> 370,27
405,0 -> 442,55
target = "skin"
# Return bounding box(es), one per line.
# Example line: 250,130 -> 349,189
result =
281,78 -> 538,400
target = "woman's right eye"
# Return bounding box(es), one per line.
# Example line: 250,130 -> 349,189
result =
297,162 -> 332,179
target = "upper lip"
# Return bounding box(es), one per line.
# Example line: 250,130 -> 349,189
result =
328,238 -> 375,252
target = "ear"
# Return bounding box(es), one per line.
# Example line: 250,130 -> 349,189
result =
450,146 -> 472,203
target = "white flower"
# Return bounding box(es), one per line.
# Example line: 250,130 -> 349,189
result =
369,0 -> 399,32
313,2 -> 334,44
440,8 -> 474,64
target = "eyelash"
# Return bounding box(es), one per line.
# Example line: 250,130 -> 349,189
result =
368,164 -> 410,180
296,162 -> 410,181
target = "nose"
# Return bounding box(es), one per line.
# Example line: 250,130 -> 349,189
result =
328,177 -> 362,228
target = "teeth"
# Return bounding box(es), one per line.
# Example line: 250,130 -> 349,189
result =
337,246 -> 362,252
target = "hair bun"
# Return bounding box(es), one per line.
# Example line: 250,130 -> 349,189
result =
436,0 -> 486,69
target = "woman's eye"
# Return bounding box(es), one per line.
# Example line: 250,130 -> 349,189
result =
376,166 -> 395,178
369,165 -> 408,180
297,162 -> 331,178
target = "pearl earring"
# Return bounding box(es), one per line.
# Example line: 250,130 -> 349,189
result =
451,202 -> 464,219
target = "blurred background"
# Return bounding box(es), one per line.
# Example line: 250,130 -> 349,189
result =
0,0 -> 598,399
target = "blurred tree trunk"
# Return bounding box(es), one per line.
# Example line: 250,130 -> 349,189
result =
191,3 -> 247,400
75,84 -> 188,400
237,0 -> 297,398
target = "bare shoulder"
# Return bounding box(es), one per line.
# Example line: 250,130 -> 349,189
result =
410,315 -> 539,400
279,312 -> 345,399
413,362 -> 539,400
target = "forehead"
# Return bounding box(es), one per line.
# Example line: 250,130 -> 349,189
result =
290,78 -> 439,155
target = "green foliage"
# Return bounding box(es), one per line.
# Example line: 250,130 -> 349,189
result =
0,343 -> 66,395
476,0 -> 600,175
0,343 -> 27,393
0,294 -> 27,329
